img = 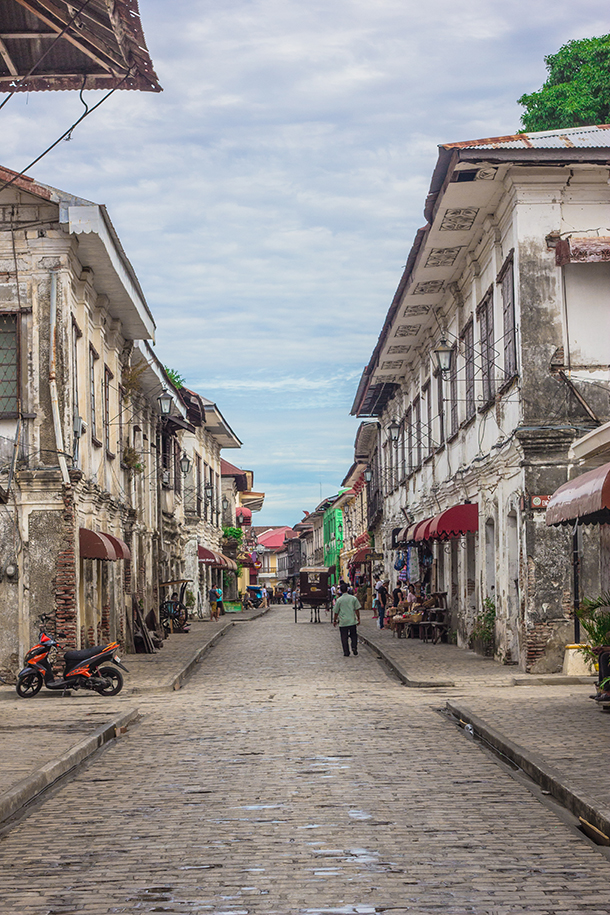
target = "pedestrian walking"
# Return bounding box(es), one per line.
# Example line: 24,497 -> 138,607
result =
333,581 -> 361,657
209,586 -> 219,621
216,586 -> 224,616
377,580 -> 389,629
261,586 -> 268,608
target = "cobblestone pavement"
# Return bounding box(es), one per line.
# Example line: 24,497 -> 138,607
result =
2,606 -> 610,914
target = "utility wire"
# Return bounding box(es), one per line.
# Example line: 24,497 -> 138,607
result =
0,0 -> 97,112
0,68 -> 132,197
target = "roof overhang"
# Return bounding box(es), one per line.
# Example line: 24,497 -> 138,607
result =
66,205 -> 155,341
570,421 -> 610,466
0,0 -> 162,93
202,400 -> 241,449
133,343 -> 187,419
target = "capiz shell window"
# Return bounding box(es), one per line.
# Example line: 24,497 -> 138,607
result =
0,314 -> 18,414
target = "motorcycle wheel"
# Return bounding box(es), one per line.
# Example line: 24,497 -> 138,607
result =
16,670 -> 43,698
96,666 -> 123,697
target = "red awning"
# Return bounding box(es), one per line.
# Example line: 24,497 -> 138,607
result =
413,518 -> 434,541
428,503 -> 479,540
103,533 -> 131,560
396,526 -> 409,543
403,523 -> 418,542
198,545 -> 225,567
350,547 -> 370,565
546,462 -> 610,526
79,528 -> 118,561
198,545 -> 239,571
236,506 -> 252,523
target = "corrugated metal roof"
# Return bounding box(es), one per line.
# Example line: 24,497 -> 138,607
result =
0,0 -> 161,92
443,124 -> 610,151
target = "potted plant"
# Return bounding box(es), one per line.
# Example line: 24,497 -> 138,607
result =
576,592 -> 610,684
470,596 -> 496,657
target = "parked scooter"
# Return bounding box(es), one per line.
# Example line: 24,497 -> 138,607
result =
16,631 -> 128,698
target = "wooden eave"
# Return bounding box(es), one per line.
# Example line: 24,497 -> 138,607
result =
0,0 -> 161,92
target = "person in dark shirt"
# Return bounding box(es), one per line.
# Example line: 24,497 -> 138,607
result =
377,581 -> 389,629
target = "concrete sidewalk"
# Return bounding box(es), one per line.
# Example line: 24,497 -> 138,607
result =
0,607 -> 267,825
358,616 -> 610,840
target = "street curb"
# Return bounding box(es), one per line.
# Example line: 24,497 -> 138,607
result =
358,632 -> 456,688
0,707 -> 139,826
446,699 -> 610,838
127,621 -> 234,695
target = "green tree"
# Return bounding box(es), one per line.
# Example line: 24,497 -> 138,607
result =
164,367 -> 185,389
518,35 -> 610,132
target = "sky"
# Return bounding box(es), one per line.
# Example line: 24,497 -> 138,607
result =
2,0 -> 607,525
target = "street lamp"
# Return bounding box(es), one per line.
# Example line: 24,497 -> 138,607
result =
204,482 -> 213,502
388,419 -> 400,442
236,509 -> 245,525
179,452 -> 191,475
222,496 -> 229,511
364,467 -> 373,483
434,335 -> 454,376
157,388 -> 173,415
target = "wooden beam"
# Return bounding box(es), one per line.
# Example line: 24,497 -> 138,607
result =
10,0 -> 125,74
26,0 -> 128,69
0,38 -> 18,75
0,32 -> 57,38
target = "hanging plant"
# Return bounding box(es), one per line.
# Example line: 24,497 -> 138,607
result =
122,445 -> 143,474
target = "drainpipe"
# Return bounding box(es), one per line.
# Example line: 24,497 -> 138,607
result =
49,272 -> 70,485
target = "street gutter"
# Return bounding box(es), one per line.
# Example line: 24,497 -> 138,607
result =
447,700 -> 610,839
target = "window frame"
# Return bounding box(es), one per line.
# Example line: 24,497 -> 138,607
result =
477,285 -> 495,407
0,312 -> 20,418
462,320 -> 475,421
497,250 -> 517,381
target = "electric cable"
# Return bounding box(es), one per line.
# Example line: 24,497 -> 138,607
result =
0,0 -> 97,112
0,67 -> 132,197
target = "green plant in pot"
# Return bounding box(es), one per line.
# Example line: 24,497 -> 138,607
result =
576,592 -> 610,674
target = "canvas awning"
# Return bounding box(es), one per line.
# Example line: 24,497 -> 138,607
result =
546,462 -> 610,526
198,546 -> 225,567
413,518 -> 434,541
350,547 -> 370,565
428,503 -> 479,540
79,528 -> 127,561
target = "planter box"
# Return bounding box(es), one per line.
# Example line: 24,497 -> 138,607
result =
472,637 -> 494,658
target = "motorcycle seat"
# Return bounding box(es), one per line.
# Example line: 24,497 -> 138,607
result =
64,646 -> 106,663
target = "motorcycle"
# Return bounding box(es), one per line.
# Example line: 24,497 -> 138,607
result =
16,631 -> 128,699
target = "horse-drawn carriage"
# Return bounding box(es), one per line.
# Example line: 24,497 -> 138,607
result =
296,567 -> 331,623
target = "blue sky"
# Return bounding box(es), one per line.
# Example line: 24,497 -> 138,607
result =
2,0 -> 607,524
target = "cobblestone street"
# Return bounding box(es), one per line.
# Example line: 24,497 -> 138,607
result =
2,607 -> 610,914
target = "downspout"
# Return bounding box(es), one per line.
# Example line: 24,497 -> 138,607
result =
49,272 -> 70,485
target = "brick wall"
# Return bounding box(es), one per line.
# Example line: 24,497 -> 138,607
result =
54,484 -> 77,649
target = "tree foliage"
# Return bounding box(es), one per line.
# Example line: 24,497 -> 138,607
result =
164,367 -> 185,389
518,35 -> 610,132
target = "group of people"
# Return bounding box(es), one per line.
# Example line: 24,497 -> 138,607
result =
372,578 -> 427,630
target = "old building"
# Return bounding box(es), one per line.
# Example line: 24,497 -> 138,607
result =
0,168 -> 244,675
351,124 -> 610,672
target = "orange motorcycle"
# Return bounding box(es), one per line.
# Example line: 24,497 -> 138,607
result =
16,630 -> 128,698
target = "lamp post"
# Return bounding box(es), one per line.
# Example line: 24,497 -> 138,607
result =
387,419 -> 400,443
434,335 -> 453,376
157,388 -> 173,415
364,467 -> 373,484
179,452 -> 191,475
